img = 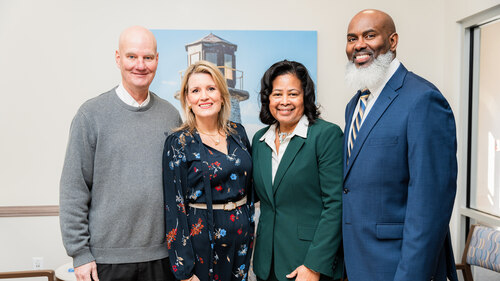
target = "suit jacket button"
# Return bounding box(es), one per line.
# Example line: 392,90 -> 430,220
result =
343,188 -> 349,194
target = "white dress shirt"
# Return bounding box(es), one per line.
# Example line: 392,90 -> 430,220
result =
259,115 -> 309,184
348,58 -> 401,135
116,83 -> 151,107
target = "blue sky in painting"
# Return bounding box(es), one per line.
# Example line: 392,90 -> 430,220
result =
150,30 -> 317,138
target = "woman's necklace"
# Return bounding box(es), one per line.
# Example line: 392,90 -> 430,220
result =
277,128 -> 292,144
198,130 -> 222,145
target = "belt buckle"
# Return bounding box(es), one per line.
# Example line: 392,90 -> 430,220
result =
224,202 -> 236,211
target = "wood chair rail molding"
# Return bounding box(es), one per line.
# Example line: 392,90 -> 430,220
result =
0,269 -> 55,280
0,205 -> 59,217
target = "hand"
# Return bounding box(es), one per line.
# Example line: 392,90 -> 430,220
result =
74,261 -> 99,281
182,275 -> 200,281
286,265 -> 320,281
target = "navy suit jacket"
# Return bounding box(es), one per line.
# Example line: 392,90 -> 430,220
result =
342,64 -> 458,281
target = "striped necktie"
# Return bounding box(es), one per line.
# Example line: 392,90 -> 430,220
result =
348,89 -> 371,159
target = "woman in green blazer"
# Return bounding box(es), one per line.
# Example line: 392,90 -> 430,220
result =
252,60 -> 343,281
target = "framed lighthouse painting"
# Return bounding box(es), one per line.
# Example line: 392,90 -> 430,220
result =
149,30 -> 317,141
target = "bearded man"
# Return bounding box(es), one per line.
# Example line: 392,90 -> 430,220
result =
341,9 -> 459,281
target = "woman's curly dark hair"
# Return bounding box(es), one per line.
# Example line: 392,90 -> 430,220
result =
259,60 -> 320,125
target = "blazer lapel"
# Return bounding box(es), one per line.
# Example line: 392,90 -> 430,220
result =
344,64 -> 407,179
273,136 -> 305,194
344,92 -> 361,173
256,139 -> 274,205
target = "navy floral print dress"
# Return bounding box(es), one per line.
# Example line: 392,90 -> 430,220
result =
163,123 -> 254,281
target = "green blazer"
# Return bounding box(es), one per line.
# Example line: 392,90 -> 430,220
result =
252,118 -> 343,280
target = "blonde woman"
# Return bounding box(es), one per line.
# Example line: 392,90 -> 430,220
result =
163,61 -> 254,281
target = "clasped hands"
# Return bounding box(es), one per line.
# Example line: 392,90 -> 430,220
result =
182,274 -> 201,281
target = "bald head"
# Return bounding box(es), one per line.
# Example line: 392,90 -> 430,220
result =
346,9 -> 398,68
118,26 -> 157,53
349,9 -> 396,36
115,26 -> 159,99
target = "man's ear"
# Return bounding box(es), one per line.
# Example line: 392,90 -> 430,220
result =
389,32 -> 398,52
115,50 -> 121,67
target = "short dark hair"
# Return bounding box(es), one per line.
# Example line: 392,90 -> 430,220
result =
258,60 -> 320,125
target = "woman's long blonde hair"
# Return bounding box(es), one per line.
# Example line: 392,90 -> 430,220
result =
177,60 -> 234,135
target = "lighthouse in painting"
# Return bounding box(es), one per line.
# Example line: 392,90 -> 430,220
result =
177,33 -> 249,123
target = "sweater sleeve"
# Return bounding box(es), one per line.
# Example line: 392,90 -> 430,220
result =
163,134 -> 196,280
59,110 -> 96,267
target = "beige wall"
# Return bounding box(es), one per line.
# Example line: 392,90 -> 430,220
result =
0,0 -> 499,273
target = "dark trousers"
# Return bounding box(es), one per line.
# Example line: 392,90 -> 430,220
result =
97,257 -> 175,281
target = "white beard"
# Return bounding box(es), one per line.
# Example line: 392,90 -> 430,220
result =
345,51 -> 394,91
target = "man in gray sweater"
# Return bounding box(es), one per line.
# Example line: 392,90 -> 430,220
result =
60,26 -> 181,281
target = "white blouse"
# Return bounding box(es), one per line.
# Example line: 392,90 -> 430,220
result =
259,115 -> 309,184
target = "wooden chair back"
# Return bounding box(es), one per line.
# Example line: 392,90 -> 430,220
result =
456,224 -> 500,281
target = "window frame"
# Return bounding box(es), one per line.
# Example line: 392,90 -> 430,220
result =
459,5 -> 500,241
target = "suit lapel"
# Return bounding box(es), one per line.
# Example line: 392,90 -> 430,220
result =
344,92 -> 360,173
256,139 -> 274,205
344,64 -> 407,179
273,136 -> 305,194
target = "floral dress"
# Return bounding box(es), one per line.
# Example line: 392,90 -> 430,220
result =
163,123 -> 254,281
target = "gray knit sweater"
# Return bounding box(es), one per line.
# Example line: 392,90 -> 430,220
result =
60,88 -> 182,267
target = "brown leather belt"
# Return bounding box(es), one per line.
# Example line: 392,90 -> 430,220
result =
189,196 -> 247,211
